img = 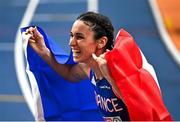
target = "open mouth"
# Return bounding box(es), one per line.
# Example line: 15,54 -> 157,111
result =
72,50 -> 81,57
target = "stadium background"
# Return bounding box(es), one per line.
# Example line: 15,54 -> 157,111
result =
0,0 -> 179,120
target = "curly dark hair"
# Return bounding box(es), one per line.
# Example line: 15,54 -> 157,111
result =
76,11 -> 114,50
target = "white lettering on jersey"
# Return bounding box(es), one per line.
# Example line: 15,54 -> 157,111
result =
94,91 -> 123,113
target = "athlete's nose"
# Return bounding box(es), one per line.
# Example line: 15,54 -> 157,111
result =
69,37 -> 77,47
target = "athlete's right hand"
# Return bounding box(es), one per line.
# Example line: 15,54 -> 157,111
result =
26,26 -> 49,57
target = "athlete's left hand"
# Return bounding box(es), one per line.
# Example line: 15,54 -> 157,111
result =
92,51 -> 124,100
92,50 -> 111,80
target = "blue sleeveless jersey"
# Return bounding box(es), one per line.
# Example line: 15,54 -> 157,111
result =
90,72 -> 130,121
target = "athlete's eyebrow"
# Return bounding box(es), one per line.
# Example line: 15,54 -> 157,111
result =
75,32 -> 84,36
70,32 -> 85,37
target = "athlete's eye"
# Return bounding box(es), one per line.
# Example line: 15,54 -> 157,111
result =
70,33 -> 73,38
76,35 -> 84,39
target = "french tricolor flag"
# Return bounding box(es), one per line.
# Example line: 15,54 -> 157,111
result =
21,26 -> 172,121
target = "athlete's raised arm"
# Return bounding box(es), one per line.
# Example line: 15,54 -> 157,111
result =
26,26 -> 88,82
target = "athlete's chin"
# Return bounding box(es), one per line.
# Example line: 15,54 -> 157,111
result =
73,57 -> 88,63
73,57 -> 82,63
73,55 -> 90,63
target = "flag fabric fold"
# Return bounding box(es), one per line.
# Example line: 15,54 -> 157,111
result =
105,29 -> 172,121
21,26 -> 102,121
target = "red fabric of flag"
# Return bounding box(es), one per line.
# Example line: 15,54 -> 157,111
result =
105,29 -> 172,121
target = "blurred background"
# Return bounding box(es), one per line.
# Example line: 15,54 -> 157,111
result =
0,0 -> 179,121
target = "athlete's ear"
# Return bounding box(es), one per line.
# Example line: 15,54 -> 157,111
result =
97,36 -> 107,49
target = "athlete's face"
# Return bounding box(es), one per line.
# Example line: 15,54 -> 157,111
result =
69,20 -> 98,63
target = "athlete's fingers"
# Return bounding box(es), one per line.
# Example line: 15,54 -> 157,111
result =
33,26 -> 39,35
24,28 -> 36,42
92,53 -> 105,61
28,27 -> 34,34
25,27 -> 34,35
92,53 -> 106,65
29,35 -> 35,41
92,53 -> 98,61
34,26 -> 43,39
99,53 -> 105,59
29,38 -> 36,43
